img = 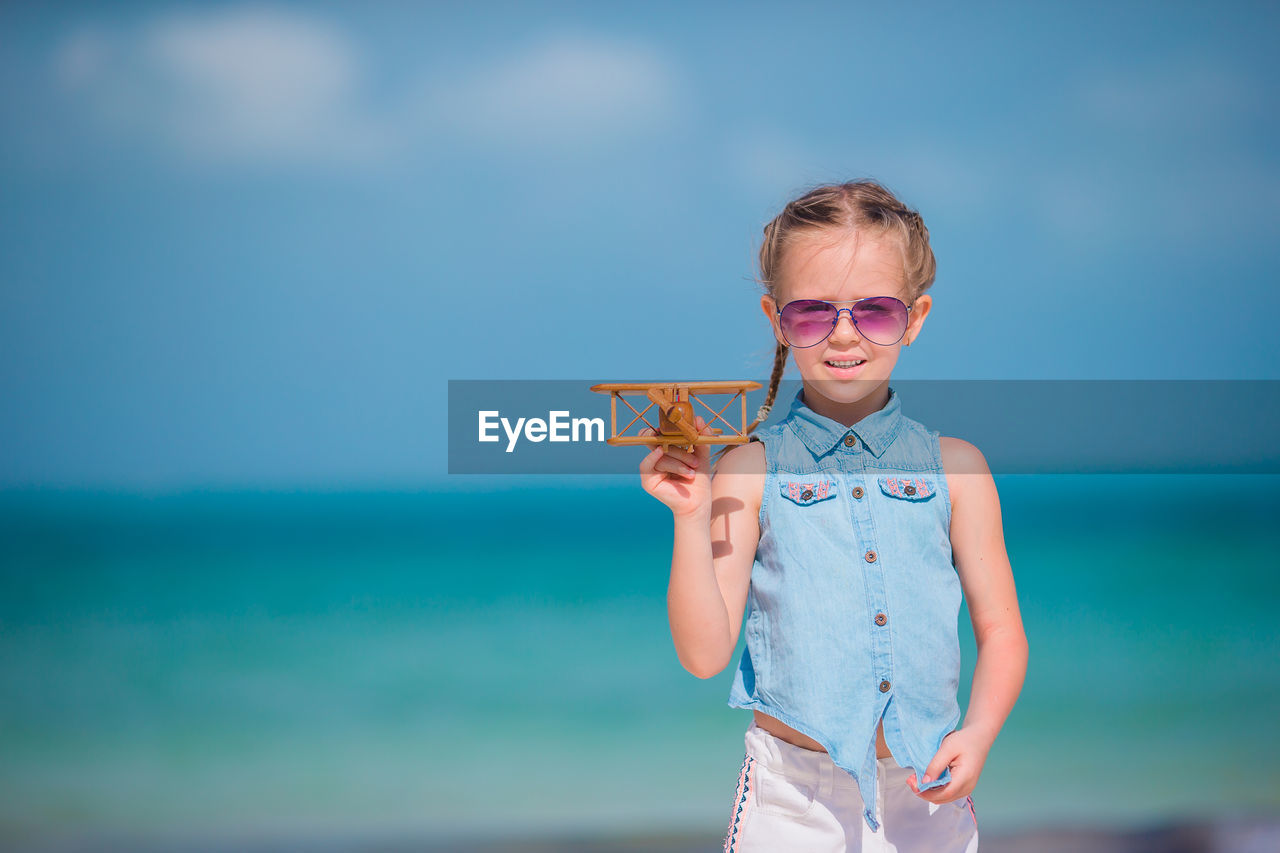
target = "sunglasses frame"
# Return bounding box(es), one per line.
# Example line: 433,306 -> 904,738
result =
773,295 -> 914,348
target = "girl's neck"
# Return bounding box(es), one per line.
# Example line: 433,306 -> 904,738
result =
800,379 -> 892,427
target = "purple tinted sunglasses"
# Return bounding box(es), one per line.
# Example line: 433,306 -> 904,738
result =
775,296 -> 913,348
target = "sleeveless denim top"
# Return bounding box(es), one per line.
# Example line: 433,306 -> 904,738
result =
726,385 -> 963,832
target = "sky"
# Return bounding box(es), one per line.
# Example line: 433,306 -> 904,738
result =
1,1 -> 1278,490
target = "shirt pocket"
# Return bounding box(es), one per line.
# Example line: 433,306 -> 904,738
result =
877,475 -> 937,501
779,479 -> 838,506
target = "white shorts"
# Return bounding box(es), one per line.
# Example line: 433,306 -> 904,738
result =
722,721 -> 980,852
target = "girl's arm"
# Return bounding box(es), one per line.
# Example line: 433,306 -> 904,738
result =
941,436 -> 1029,749
908,436 -> 1028,800
665,440 -> 764,679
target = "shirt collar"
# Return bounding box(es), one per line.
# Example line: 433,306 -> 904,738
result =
786,384 -> 904,459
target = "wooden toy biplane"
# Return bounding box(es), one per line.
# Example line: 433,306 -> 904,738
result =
589,381 -> 763,452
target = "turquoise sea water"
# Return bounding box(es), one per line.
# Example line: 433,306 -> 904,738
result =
1,476 -> 1278,846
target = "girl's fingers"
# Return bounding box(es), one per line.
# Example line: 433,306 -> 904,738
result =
641,441 -> 695,479
664,447 -> 697,466
906,774 -> 961,803
659,456 -> 697,478
639,442 -> 665,476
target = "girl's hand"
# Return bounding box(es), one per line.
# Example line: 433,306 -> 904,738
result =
638,416 -> 714,520
904,727 -> 990,804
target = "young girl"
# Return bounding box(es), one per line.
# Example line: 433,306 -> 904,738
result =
639,180 -> 1027,851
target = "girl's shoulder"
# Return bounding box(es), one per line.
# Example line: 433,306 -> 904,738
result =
938,435 -> 997,522
938,435 -> 991,478
713,434 -> 768,478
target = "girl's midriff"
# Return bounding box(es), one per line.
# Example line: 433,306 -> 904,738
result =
753,709 -> 894,759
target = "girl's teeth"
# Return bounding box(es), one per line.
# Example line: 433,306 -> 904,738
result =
828,360 -> 864,367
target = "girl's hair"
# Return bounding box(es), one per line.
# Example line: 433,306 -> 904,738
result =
711,179 -> 936,469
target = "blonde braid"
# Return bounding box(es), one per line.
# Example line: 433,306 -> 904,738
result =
711,341 -> 787,470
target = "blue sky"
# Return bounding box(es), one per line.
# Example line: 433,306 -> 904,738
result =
1,1 -> 1277,489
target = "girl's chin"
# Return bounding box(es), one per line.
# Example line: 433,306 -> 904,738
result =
804,375 -> 885,399
807,360 -> 882,384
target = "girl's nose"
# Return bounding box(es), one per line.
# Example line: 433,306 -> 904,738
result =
829,310 -> 862,344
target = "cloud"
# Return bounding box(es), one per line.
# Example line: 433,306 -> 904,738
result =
52,6 -> 394,166
140,7 -> 387,160
417,31 -> 683,148
48,9 -> 684,167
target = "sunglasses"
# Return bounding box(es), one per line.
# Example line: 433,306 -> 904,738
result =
774,296 -> 913,348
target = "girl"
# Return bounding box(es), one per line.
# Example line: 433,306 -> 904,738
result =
638,180 -> 1027,851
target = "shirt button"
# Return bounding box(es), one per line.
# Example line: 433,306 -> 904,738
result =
852,486 -> 864,499
904,484 -> 916,495
843,435 -> 856,447
865,550 -> 877,563
875,613 -> 887,626
801,489 -> 813,500
879,680 -> 891,692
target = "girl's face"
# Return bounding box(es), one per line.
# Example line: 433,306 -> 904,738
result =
760,228 -> 932,422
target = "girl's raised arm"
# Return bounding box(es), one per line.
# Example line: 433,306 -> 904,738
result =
640,424 -> 763,679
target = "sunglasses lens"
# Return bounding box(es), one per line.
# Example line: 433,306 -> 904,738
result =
779,300 -> 837,347
852,297 -> 909,345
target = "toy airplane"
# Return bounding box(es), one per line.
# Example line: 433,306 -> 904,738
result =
589,380 -> 763,452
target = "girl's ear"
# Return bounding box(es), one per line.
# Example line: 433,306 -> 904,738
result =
904,294 -> 932,346
761,294 -> 784,344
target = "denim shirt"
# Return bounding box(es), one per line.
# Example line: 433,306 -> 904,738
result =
726,385 -> 964,832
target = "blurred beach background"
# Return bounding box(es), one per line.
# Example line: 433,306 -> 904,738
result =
2,1 -> 1279,850
2,479 -> 1280,851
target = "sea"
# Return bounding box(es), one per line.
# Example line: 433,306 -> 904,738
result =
1,475 -> 1278,848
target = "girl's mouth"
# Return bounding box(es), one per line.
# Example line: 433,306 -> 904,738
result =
825,358 -> 866,376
